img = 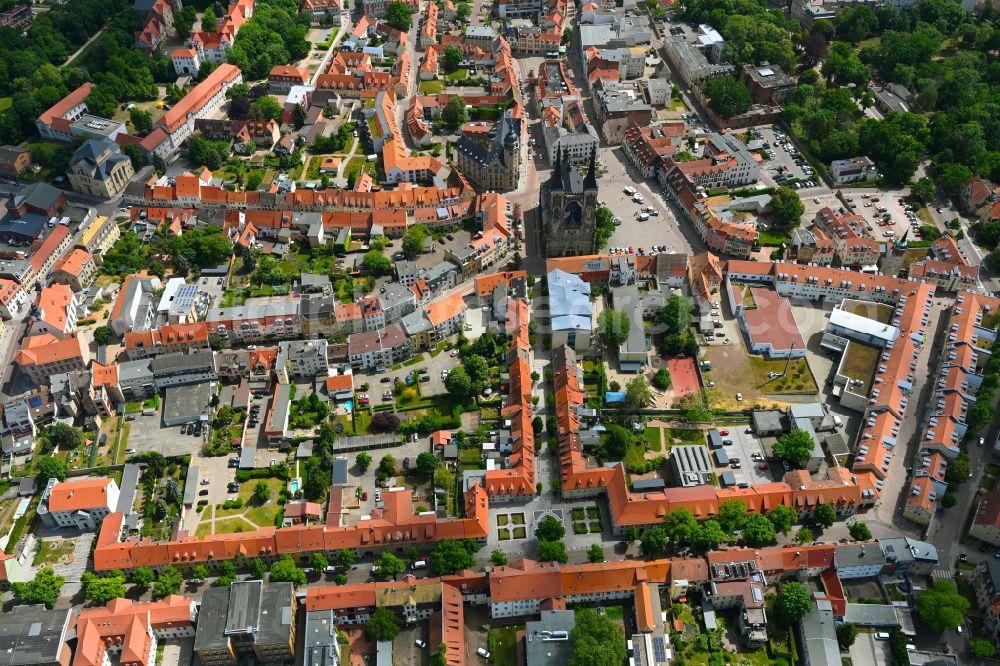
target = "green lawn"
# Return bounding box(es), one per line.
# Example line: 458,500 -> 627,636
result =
446,68 -> 469,82
419,80 -> 444,94
488,625 -> 522,666
758,230 -> 791,247
0,97 -> 10,112
643,427 -> 663,451
746,356 -> 818,393
33,538 -> 75,566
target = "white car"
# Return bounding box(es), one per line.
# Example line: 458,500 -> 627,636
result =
450,350 -> 460,357
735,393 -> 744,401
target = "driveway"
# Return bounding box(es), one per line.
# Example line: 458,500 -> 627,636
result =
127,411 -> 202,458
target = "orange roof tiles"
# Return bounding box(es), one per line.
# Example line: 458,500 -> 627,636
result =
48,477 -> 115,513
52,248 -> 93,278
161,64 -> 242,134
38,83 -> 94,128
14,332 -> 86,368
425,292 -> 465,327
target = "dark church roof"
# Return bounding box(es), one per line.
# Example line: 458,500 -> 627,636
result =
550,146 -> 597,195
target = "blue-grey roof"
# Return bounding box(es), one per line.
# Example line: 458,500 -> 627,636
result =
547,269 -> 592,331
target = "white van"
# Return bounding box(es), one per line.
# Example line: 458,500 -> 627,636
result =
874,632 -> 890,640
638,213 -> 649,221
412,560 -> 427,569
623,186 -> 636,196
477,648 -> 491,659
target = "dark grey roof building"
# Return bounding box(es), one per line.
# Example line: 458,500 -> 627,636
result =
194,581 -> 296,665
0,605 -> 73,666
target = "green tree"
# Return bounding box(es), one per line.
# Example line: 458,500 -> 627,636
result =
661,293 -> 692,335
442,45 -> 463,73
703,76 -> 752,118
131,566 -> 155,591
767,505 -> 797,535
253,481 -> 271,505
384,1 -> 413,30
663,508 -> 699,546
587,544 -> 605,563
718,499 -> 748,534
251,95 -> 283,122
916,580 -> 969,632
202,7 -> 217,31
640,526 -> 669,556
624,525 -> 640,544
250,558 -> 267,579
813,503 -> 837,529
692,519 -> 727,551
742,513 -> 777,547
335,548 -> 356,569
50,423 -> 82,450
849,522 -> 872,541
362,250 -> 392,275
535,515 -> 566,542
357,452 -> 372,472
971,637 -> 997,658
415,452 -> 439,477
597,309 -> 630,347
82,571 -> 126,604
945,453 -> 970,484
431,539 -> 477,574
490,549 -> 508,566
455,1 -> 471,20
375,551 -> 406,579
402,224 -> 428,259
441,96 -> 467,130
625,376 -> 652,409
445,367 -> 474,398
310,552 -> 329,571
569,609 -> 627,666
836,623 -> 859,648
537,540 -> 568,563
365,607 -> 401,641
269,554 -> 307,585
601,424 -> 633,460
795,527 -> 814,544
773,429 -> 815,468
152,565 -> 183,599
595,206 -> 616,249
187,564 -> 208,581
12,568 -> 65,608
775,582 -> 813,625
37,456 -> 68,484
129,107 -> 152,134
770,187 -> 806,230
379,455 -> 397,477
652,367 -> 671,390
911,177 -> 936,203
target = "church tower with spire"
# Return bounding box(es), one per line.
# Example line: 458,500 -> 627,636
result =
542,146 -> 600,257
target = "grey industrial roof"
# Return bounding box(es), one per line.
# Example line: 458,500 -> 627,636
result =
0,605 -> 72,666
798,602 -> 839,666
304,610 -> 340,666
834,543 -> 886,569
240,446 -> 257,469
331,457 -> 348,486
268,384 -> 292,434
151,350 -> 215,373
671,445 -> 712,473
163,383 -> 212,423
194,587 -> 230,651
751,410 -> 785,433
225,580 -> 263,634
117,359 -> 153,382
843,603 -> 899,626
116,462 -> 142,514
525,610 -> 576,666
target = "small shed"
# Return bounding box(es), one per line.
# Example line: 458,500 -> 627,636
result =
443,444 -> 458,460
719,470 -> 737,487
714,449 -> 730,466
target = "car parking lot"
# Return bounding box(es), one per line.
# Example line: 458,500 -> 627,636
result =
754,126 -> 821,190
839,188 -> 924,243
126,411 -> 203,458
599,146 -> 698,253
712,427 -> 772,486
